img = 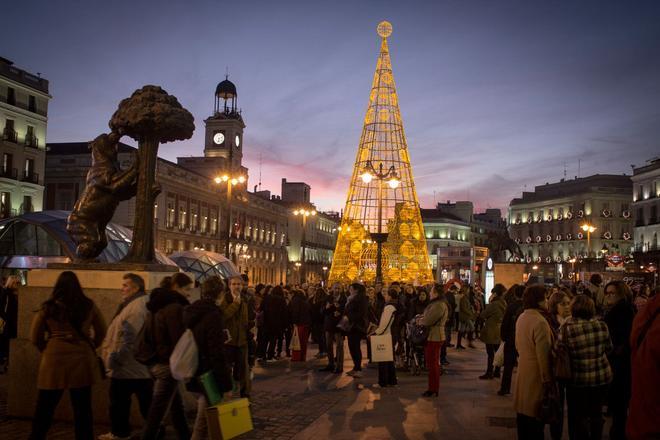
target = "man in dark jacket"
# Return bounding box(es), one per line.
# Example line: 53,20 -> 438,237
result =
497,284 -> 524,396
345,283 -> 369,377
289,289 -> 312,361
219,275 -> 252,398
261,286 -> 288,361
141,286 -> 190,440
183,276 -> 232,439
319,283 -> 346,373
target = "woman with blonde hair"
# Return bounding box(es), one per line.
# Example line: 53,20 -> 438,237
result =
513,285 -> 553,439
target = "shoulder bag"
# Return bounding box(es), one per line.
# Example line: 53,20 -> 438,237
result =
553,325 -> 572,382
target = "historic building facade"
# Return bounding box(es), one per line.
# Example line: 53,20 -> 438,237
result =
272,178 -> 339,284
0,57 -> 50,219
508,174 -> 633,264
632,157 -> 660,269
420,201 -> 495,284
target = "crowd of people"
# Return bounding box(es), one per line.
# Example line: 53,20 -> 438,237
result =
0,270 -> 658,440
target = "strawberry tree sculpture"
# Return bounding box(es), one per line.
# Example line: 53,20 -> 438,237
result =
110,85 -> 194,263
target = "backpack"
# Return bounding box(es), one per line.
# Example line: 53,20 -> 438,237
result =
170,328 -> 199,382
134,312 -> 157,365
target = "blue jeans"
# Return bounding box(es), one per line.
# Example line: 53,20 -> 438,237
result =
141,364 -> 189,440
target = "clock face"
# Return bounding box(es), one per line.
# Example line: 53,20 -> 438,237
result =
213,132 -> 225,145
235,135 -> 241,147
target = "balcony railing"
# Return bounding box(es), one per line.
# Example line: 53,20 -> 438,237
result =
0,208 -> 17,219
22,170 -> 39,184
0,94 -> 47,116
25,135 -> 39,149
3,128 -> 17,143
0,167 -> 17,180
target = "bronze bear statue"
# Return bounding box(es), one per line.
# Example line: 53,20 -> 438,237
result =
66,131 -> 138,261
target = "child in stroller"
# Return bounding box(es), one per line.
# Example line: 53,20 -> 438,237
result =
405,315 -> 427,375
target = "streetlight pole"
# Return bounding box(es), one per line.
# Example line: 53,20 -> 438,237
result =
360,160 -> 399,284
581,223 -> 596,258
214,173 -> 246,261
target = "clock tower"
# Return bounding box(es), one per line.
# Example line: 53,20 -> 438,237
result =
204,76 -> 245,169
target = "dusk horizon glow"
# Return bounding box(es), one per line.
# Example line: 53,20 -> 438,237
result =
3,0 -> 659,214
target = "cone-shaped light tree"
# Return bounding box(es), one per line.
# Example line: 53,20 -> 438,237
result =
329,22 -> 433,284
110,85 -> 194,263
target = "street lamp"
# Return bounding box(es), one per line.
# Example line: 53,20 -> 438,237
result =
581,223 -> 596,258
214,173 -> 246,260
360,160 -> 400,283
293,208 -> 316,283
569,257 -> 577,281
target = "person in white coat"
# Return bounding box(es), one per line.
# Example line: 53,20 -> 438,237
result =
99,273 -> 153,440
373,288 -> 399,387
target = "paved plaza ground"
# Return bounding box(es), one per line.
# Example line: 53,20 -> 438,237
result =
1,339 -> 610,439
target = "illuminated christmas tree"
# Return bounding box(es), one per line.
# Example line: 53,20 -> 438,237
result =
329,21 -> 433,285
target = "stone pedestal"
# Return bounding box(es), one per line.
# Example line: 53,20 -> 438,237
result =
7,267 -> 187,424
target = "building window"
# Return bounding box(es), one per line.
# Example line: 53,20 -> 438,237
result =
179,208 -> 187,230
2,153 -> 13,178
0,192 -> 11,218
24,158 -> 35,182
166,202 -> 175,228
25,125 -> 37,147
28,95 -> 36,113
21,196 -> 33,214
3,119 -> 16,143
7,87 -> 15,106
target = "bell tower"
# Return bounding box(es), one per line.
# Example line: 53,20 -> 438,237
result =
204,76 -> 245,169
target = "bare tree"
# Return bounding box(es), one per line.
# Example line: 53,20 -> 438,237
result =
110,85 -> 194,263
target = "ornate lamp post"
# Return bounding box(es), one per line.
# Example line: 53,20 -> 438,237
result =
360,160 -> 400,284
214,173 -> 246,260
581,223 -> 596,258
293,208 -> 316,283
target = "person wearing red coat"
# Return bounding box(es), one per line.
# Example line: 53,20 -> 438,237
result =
627,292 -> 660,440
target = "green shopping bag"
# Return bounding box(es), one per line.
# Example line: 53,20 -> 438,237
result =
199,371 -> 225,406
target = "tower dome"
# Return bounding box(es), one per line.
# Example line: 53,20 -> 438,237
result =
214,76 -> 239,115
215,79 -> 237,100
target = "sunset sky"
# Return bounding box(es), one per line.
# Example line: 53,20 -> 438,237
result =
3,0 -> 659,213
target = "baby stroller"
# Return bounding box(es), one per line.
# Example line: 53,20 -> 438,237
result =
405,315 -> 427,376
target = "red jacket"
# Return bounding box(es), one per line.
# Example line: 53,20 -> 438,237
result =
627,294 -> 660,440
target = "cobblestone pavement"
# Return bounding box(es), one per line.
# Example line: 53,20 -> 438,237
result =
0,339 -> 613,439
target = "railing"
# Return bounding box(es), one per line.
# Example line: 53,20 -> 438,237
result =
3,128 -> 17,143
0,208 -> 16,219
25,135 -> 39,148
0,167 -> 17,180
22,171 -> 39,184
0,95 -> 47,116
